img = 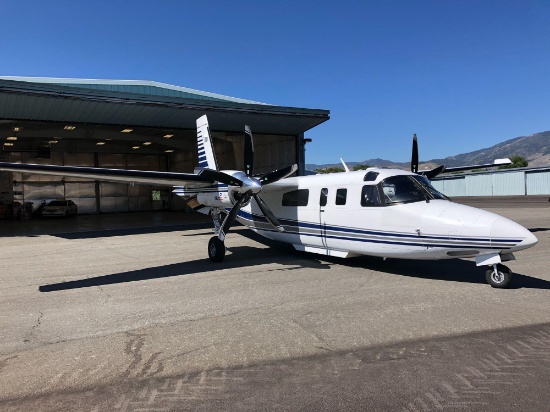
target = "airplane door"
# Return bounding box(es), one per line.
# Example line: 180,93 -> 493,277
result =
319,188 -> 329,249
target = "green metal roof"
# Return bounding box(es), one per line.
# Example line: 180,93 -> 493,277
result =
0,77 -> 329,135
0,76 -> 267,104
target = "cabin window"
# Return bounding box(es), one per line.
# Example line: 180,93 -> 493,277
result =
320,188 -> 328,206
335,188 -> 347,205
282,189 -> 309,206
361,185 -> 381,206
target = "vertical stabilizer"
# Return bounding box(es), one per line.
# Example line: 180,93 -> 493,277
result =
196,115 -> 219,170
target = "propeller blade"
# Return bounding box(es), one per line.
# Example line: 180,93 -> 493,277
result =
411,134 -> 419,174
199,168 -> 243,187
257,164 -> 298,185
254,195 -> 284,232
244,125 -> 254,177
218,192 -> 251,241
420,165 -> 446,179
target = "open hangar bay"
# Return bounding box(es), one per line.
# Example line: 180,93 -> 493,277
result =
0,76 -> 328,218
0,197 -> 548,411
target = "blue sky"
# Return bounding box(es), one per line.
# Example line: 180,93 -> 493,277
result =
1,0 -> 549,165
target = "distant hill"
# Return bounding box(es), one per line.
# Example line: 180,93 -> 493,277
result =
306,131 -> 550,171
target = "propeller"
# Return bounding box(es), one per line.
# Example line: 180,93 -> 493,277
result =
411,134 -> 419,174
410,134 -> 499,179
213,125 -> 297,243
244,125 -> 254,177
411,134 -> 446,178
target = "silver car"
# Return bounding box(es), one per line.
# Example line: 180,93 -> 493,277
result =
41,200 -> 78,217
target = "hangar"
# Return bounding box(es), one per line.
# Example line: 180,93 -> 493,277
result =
0,76 -> 329,216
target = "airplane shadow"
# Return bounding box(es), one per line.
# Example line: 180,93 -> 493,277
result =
344,256 -> 550,290
238,230 -> 550,290
38,243 -> 330,292
53,222 -> 212,239
40,228 -> 550,292
529,227 -> 550,233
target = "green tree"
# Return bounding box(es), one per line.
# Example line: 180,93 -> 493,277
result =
314,167 -> 345,174
498,155 -> 528,169
352,164 -> 371,171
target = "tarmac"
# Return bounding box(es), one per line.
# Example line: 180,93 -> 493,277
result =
0,196 -> 548,411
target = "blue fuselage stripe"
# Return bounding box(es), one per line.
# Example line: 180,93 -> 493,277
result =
234,210 -> 520,249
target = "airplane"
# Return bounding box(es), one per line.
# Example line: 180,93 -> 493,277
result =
0,115 -> 538,288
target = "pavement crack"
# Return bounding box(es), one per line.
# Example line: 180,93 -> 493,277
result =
0,355 -> 18,374
290,318 -> 333,352
32,312 -> 44,330
23,312 -> 44,343
96,284 -> 111,303
122,331 -> 146,379
122,330 -> 163,379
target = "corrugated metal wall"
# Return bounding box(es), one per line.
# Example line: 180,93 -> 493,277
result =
526,170 -> 550,195
432,167 -> 550,196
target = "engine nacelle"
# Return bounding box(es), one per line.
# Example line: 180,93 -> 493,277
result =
194,170 -> 258,208
197,191 -> 232,208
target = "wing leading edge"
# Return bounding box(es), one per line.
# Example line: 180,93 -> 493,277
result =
0,162 -> 215,187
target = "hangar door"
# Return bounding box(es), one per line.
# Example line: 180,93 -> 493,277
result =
98,153 -> 167,213
9,152 -> 97,214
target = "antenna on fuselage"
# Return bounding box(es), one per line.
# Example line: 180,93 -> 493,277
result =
340,158 -> 350,172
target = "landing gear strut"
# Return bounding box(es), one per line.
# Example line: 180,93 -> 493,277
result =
210,207 -> 222,234
485,263 -> 512,288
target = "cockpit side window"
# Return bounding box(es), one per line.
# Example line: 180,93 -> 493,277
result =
361,185 -> 381,207
282,189 -> 309,206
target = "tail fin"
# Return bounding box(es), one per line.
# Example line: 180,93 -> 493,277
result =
196,115 -> 218,171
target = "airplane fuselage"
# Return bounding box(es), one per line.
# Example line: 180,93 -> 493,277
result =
193,168 -> 537,263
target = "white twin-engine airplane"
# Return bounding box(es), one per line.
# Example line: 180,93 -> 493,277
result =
0,115 -> 538,288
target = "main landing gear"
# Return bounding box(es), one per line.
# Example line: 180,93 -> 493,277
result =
208,236 -> 226,262
208,207 -> 226,262
485,263 -> 512,288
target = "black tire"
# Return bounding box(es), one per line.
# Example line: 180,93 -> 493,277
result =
208,236 -> 226,262
485,264 -> 512,288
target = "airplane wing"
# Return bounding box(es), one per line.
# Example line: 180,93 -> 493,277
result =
442,158 -> 512,174
0,162 -> 215,187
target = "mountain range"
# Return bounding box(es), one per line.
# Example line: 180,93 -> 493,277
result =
306,131 -> 550,171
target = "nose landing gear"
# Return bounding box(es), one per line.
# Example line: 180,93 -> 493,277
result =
486,263 -> 512,288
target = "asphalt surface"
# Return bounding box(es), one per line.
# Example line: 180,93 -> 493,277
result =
0,196 -> 549,411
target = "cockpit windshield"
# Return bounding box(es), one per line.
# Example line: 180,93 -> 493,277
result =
411,175 -> 448,200
381,175 -> 448,205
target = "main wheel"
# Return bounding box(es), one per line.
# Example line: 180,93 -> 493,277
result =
485,264 -> 512,288
208,236 -> 226,262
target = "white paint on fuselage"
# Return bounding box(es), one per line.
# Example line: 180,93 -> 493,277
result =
234,169 -> 538,261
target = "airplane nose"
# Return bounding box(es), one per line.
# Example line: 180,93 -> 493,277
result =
490,217 -> 538,251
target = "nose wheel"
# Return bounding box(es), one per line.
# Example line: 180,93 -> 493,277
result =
485,264 -> 512,288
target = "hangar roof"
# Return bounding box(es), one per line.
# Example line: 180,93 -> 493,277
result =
0,77 -> 329,136
0,76 -> 267,104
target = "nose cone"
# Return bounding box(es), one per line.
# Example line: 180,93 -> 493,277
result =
491,217 -> 538,252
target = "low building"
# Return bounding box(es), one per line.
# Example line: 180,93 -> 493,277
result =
431,166 -> 550,197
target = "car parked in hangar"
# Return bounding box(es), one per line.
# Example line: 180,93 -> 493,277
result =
41,200 -> 78,217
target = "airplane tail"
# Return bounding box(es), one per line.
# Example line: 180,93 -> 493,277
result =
196,115 -> 219,171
